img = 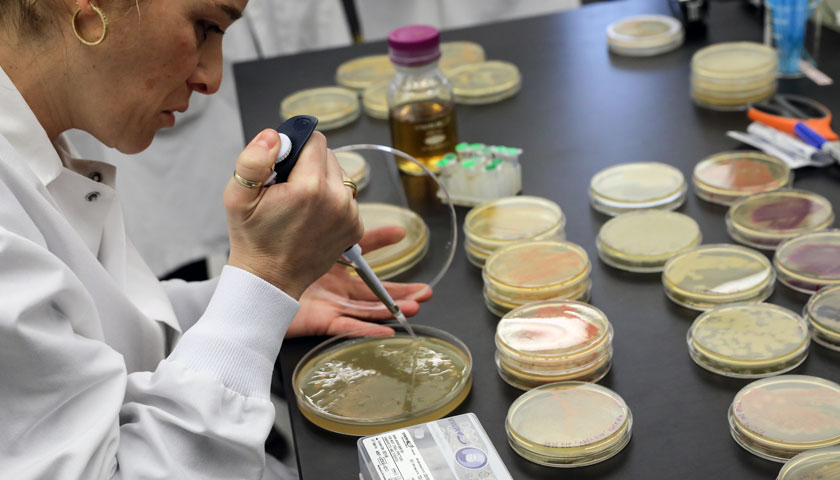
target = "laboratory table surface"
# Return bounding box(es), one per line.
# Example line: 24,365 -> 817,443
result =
234,0 -> 840,478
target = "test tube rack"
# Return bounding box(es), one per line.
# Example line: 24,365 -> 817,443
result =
436,143 -> 523,206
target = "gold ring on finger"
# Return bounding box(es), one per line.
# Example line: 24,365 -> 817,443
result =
343,178 -> 358,199
233,170 -> 263,189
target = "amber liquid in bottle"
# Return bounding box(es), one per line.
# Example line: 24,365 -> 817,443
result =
389,100 -> 458,175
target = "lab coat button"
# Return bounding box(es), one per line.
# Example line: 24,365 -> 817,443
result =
86,192 -> 100,202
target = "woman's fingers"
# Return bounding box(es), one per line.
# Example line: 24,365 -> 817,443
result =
357,226 -> 406,254
324,318 -> 396,338
224,129 -> 280,219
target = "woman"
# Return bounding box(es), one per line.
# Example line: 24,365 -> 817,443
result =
0,0 -> 430,478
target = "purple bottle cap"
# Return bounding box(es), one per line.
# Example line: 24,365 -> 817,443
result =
388,25 -> 441,67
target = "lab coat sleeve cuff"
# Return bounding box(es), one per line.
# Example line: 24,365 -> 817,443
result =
167,265 -> 298,399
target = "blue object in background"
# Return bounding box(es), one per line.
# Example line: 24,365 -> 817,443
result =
766,0 -> 819,76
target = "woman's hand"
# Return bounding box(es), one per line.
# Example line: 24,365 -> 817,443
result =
285,226 -> 433,338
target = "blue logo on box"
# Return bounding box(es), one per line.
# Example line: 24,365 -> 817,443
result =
455,447 -> 487,469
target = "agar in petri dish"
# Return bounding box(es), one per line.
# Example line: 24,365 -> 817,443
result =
690,42 -> 777,111
464,196 -> 566,267
662,244 -> 775,311
726,190 -> 835,250
687,303 -> 810,378
803,285 -> 840,351
439,41 -> 486,75
483,240 -> 591,316
360,79 -> 389,120
335,151 -> 370,192
589,162 -> 687,216
777,446 -> 840,480
447,60 -> 522,105
293,324 -> 472,436
280,86 -> 360,131
728,375 -> 840,462
597,210 -> 702,272
335,54 -> 395,91
606,14 -> 684,57
506,382 -> 632,467
693,151 -> 792,206
357,203 -> 429,280
775,230 -> 840,294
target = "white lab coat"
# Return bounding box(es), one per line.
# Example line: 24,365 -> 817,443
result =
0,66 -> 299,479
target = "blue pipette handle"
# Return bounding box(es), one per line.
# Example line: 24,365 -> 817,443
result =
794,122 -> 827,149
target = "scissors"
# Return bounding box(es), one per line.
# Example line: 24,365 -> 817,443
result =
748,94 -> 838,141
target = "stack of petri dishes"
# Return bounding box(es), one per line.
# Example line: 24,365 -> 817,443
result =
494,301 -> 614,390
803,285 -> 840,351
357,203 -> 429,280
691,42 -> 777,110
774,230 -> 840,293
483,240 -> 591,316
693,151 -> 792,206
505,382 -> 632,467
280,86 -> 360,131
597,210 -> 701,272
605,14 -> 684,57
447,60 -> 521,105
686,303 -> 810,378
361,80 -> 390,120
335,54 -> 395,92
728,375 -> 840,462
777,446 -> 840,480
726,189 -> 835,250
463,196 -> 566,267
335,151 -> 370,192
589,162 -> 687,215
439,41 -> 486,75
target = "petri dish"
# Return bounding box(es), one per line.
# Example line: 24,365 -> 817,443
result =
357,203 -> 430,280
606,14 -> 684,57
693,151 -> 792,206
495,300 -> 613,390
439,41 -> 486,75
589,162 -> 687,216
803,285 -> 840,351
464,196 -> 566,267
335,54 -> 395,91
597,210 -> 702,272
360,79 -> 389,120
775,230 -> 840,294
691,42 -> 778,111
777,446 -> 840,480
483,240 -> 591,316
687,303 -> 810,378
662,244 -> 775,311
293,323 -> 472,436
506,382 -> 632,467
447,60 -> 522,105
726,190 -> 835,250
280,86 -> 360,131
728,375 -> 840,462
335,151 -> 370,192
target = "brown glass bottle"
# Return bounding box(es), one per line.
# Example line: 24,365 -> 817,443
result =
389,100 -> 458,175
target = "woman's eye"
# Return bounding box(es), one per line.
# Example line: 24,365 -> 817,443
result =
196,20 -> 225,42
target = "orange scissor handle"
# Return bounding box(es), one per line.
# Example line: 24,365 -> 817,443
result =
748,108 -> 839,141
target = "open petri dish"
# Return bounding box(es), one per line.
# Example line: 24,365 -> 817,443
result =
506,382 -> 632,467
777,446 -> 840,480
803,285 -> 840,351
662,244 -> 775,311
463,196 -> 566,267
589,162 -> 687,215
335,151 -> 370,192
335,54 -> 395,91
357,203 -> 429,280
361,79 -> 389,120
495,301 -> 613,390
726,190 -> 835,250
728,375 -> 840,462
687,303 -> 810,378
439,41 -> 486,75
483,240 -> 591,316
693,151 -> 792,206
691,42 -> 777,111
775,230 -> 840,294
447,60 -> 522,105
293,323 -> 472,436
280,86 -> 360,131
606,14 -> 684,57
597,210 -> 701,272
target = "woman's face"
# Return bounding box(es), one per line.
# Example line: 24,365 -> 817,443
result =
73,0 -> 247,153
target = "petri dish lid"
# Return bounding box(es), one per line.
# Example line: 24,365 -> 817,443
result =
447,60 -> 522,105
803,285 -> 840,351
774,230 -> 840,294
687,303 -> 810,378
335,151 -> 370,191
292,323 -> 472,436
361,79 -> 390,120
729,375 -> 840,462
280,86 -> 360,131
357,203 -> 429,280
484,240 -> 590,291
692,42 -> 778,82
693,151 -> 792,206
335,54 -> 395,91
439,41 -> 486,75
777,446 -> 840,480
597,210 -> 702,272
589,162 -> 687,215
506,382 -> 632,467
726,189 -> 835,250
662,244 -> 775,310
464,196 -> 565,252
606,14 -> 684,57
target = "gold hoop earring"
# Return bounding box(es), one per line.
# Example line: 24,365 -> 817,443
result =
71,4 -> 109,46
